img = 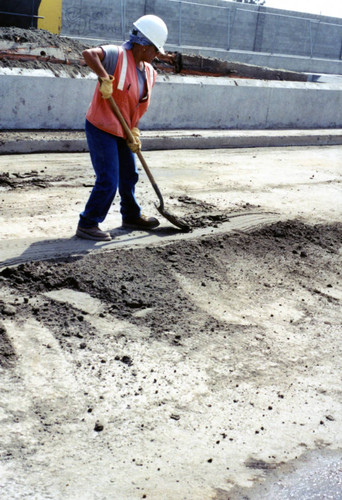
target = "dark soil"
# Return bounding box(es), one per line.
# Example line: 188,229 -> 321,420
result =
0,27 -> 91,76
1,220 -> 341,366
0,26 -> 88,54
0,323 -> 16,367
0,170 -> 61,189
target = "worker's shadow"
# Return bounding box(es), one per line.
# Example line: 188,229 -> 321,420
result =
0,225 -> 183,269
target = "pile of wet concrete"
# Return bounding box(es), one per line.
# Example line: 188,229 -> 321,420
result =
1,219 -> 341,366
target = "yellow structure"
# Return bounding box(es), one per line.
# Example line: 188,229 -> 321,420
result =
38,0 -> 63,34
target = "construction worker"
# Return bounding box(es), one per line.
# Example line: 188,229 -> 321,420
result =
76,15 -> 168,241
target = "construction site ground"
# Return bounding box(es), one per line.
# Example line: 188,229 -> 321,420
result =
0,140 -> 342,499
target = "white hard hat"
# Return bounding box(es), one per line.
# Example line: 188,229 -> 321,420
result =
133,15 -> 168,54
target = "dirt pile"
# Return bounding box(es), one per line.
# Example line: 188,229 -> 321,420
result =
1,220 -> 341,364
0,26 -> 88,54
1,26 -> 308,81
0,26 -> 91,76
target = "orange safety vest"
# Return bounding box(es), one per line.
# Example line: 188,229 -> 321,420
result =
86,46 -> 156,138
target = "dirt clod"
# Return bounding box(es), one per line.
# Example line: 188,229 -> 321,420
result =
94,421 -> 104,432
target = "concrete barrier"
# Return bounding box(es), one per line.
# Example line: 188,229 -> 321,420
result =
1,68 -> 342,130
2,129 -> 342,155
148,75 -> 342,130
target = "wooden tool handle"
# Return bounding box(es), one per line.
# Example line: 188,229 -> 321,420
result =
108,96 -> 134,142
107,96 -> 163,207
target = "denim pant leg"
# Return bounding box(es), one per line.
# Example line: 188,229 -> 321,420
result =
117,139 -> 141,221
79,121 -> 119,228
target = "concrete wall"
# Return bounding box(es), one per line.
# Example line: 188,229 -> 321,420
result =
60,0 -> 342,74
1,69 -> 342,131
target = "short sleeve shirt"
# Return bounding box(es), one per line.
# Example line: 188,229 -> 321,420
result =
101,44 -> 147,100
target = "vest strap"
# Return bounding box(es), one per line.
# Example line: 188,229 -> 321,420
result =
147,63 -> 154,88
117,49 -> 128,91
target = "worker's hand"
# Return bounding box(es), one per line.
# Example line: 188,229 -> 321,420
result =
127,127 -> 141,153
98,75 -> 114,99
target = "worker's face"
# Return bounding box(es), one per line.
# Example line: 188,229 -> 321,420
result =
142,45 -> 159,63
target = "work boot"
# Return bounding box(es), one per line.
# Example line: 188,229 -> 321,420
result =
122,214 -> 160,230
76,225 -> 112,241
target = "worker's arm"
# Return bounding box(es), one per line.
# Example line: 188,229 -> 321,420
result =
82,47 -> 108,78
83,47 -> 114,99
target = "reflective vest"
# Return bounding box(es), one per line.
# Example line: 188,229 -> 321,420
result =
86,47 -> 156,138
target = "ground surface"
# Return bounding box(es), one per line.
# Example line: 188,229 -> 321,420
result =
0,145 -> 342,499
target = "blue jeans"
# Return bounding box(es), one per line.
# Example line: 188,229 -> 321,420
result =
79,120 -> 141,228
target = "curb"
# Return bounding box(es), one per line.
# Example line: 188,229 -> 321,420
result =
1,129 -> 342,154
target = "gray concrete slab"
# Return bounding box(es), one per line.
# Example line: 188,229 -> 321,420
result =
1,146 -> 341,264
